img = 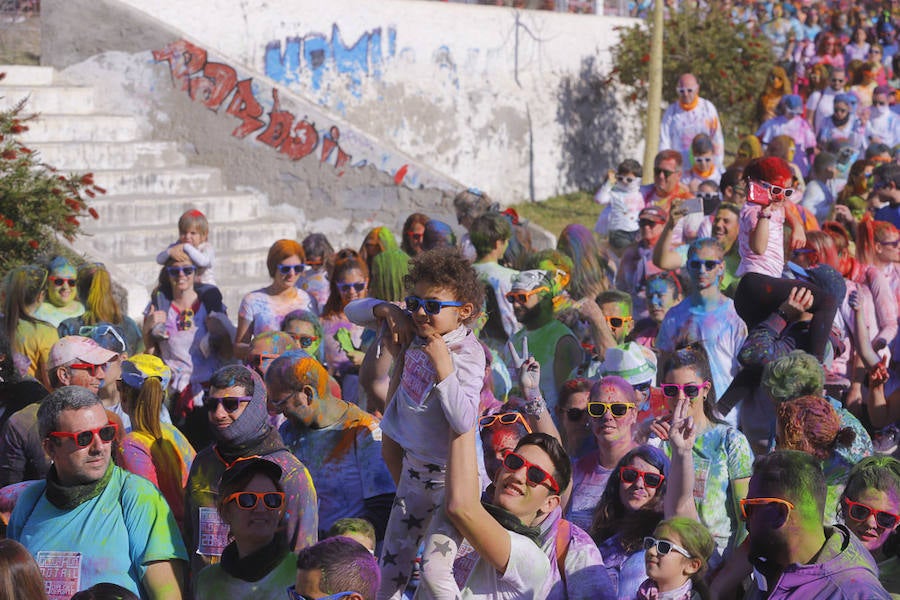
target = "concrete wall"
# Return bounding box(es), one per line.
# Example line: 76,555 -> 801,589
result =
43,0 -> 642,206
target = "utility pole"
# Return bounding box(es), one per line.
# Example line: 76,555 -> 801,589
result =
642,0 -> 664,184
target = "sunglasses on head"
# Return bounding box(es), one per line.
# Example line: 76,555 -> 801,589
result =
605,315 -> 633,328
166,265 -> 196,277
621,466 -> 665,488
501,450 -> 560,494
248,352 -> 279,370
48,422 -> 117,447
505,287 -> 549,304
277,263 -> 305,275
687,259 -> 722,272
78,325 -> 126,354
224,491 -> 285,510
661,382 -> 706,399
68,362 -> 106,377
587,401 -> 635,418
51,277 -> 76,287
654,167 -> 676,178
337,281 -> 367,293
292,334 -> 319,348
405,295 -> 463,315
203,395 -> 253,413
844,498 -> 900,529
643,536 -> 693,558
479,412 -> 532,432
739,497 -> 795,520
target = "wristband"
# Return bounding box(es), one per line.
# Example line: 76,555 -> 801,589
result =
523,389 -> 545,416
775,308 -> 791,321
758,213 -> 771,219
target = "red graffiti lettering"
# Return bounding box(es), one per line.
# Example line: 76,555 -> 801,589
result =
394,164 -> 409,185
320,125 -> 339,163
281,118 -> 319,161
153,40 -> 206,92
257,89 -> 294,149
190,62 -> 238,111
225,79 -> 265,138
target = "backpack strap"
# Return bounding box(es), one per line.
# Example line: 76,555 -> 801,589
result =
555,518 -> 572,586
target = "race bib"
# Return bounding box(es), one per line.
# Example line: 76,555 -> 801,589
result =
693,457 -> 711,500
37,551 -> 81,600
197,506 -> 230,557
400,348 -> 436,408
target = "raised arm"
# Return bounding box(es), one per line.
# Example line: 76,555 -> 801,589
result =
653,198 -> 687,271
664,396 -> 699,520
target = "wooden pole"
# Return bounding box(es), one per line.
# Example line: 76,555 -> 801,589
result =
642,0 -> 664,184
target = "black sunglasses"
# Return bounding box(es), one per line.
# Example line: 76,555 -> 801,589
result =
203,395 -> 253,413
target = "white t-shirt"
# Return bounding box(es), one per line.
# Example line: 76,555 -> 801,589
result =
462,530 -> 551,600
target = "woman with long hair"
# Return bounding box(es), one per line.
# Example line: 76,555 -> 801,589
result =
591,445 -> 670,599
4,265 -> 56,388
235,239 -> 316,359
754,66 -> 792,128
58,263 -> 143,355
401,212 -> 430,257
118,354 -> 196,532
654,344 -> 753,570
33,256 -> 85,327
0,539 -> 46,600
320,249 -> 370,405
359,226 -> 399,274
297,232 -> 334,310
145,256 -> 231,436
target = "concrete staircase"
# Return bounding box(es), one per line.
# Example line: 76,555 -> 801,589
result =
0,65 -> 296,320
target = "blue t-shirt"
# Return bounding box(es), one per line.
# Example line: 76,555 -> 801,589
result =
8,466 -> 187,599
875,204 -> 900,230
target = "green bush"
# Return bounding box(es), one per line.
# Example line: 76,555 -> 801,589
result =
0,80 -> 102,271
610,4 -> 776,153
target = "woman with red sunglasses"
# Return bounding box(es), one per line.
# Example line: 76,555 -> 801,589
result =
34,256 -> 85,328
839,456 -> 900,595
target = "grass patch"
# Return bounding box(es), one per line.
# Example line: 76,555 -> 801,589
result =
511,191 -> 598,237
0,16 -> 40,65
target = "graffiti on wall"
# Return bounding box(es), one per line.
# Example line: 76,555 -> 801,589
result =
264,24 -> 397,97
153,40 -> 357,171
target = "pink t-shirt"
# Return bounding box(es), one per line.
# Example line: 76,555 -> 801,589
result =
737,203 -> 785,277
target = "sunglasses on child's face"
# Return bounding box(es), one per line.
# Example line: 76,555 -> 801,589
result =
587,402 -> 635,418
224,491 -> 285,510
166,266 -> 196,277
203,395 -> 253,413
51,277 -> 76,287
758,180 -> 795,198
661,382 -> 706,399
501,451 -> 560,494
48,423 -> 117,447
404,296 -> 463,315
843,498 -> 900,529
619,175 -> 636,184
292,335 -> 318,348
337,282 -> 367,293
277,263 -> 305,275
621,466 -> 665,488
643,536 -> 693,558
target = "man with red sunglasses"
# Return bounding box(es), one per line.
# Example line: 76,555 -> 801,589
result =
0,336 -> 117,487
7,386 -> 187,598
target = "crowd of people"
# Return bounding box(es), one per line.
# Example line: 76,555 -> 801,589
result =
3,1 -> 900,600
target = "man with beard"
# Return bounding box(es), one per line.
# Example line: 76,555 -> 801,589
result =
743,451 -> 889,599
505,270 -> 582,418
656,239 -> 747,426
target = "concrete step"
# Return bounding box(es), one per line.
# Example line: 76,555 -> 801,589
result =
83,192 -> 263,227
17,114 -> 142,143
92,167 -> 223,196
29,141 -> 186,170
0,66 -> 54,86
0,85 -> 95,115
82,219 -> 297,259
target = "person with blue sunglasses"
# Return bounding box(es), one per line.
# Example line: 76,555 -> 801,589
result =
289,536 -> 380,600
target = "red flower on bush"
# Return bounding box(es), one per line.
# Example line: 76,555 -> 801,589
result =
88,207 -> 99,219
28,240 -> 39,249
1,149 -> 16,160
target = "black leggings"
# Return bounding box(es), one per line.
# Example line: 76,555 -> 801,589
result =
733,272 -> 841,363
